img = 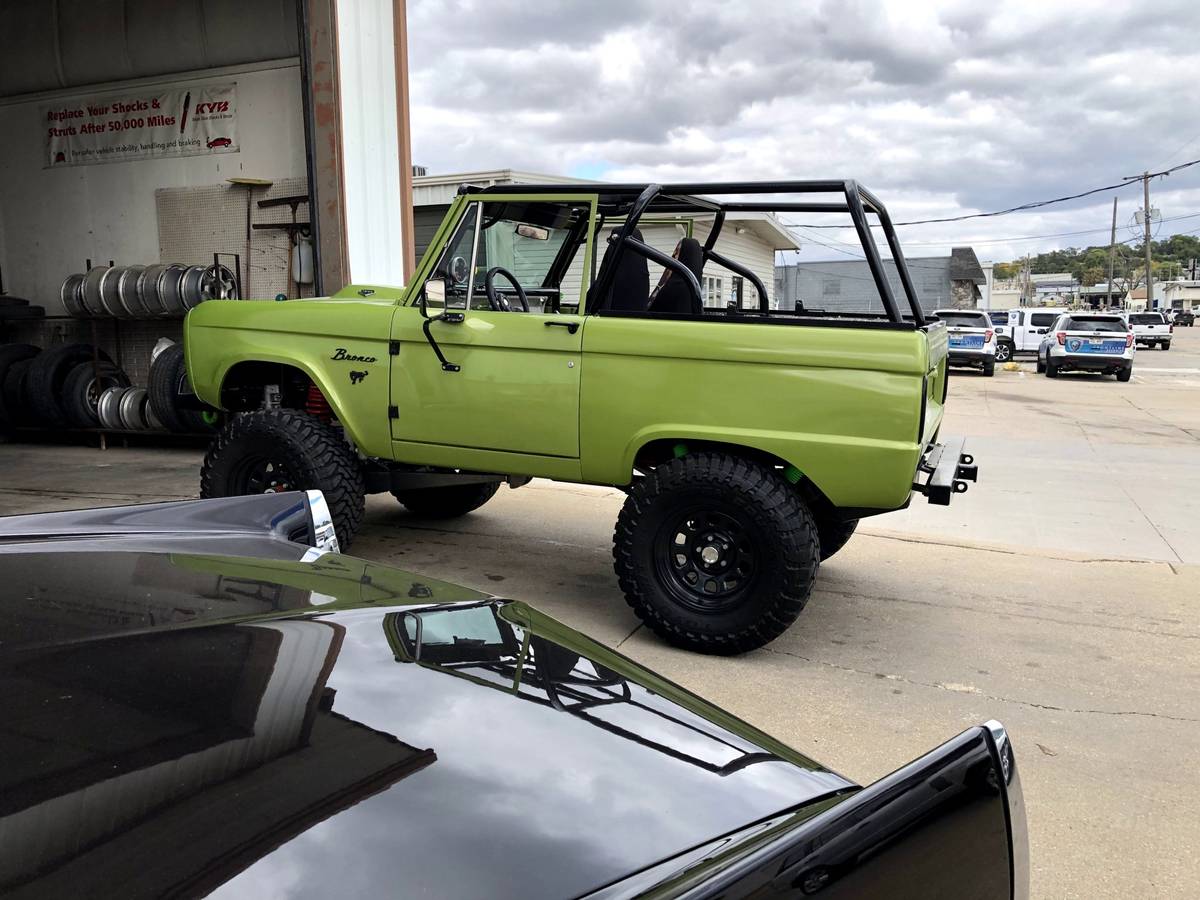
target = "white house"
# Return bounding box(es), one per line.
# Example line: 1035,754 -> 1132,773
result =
410,170 -> 800,308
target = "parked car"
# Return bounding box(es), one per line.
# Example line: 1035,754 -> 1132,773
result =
1168,309 -> 1195,327
931,308 -> 996,375
992,307 -> 1068,360
0,493 -> 1028,900
1036,312 -> 1134,381
1126,312 -> 1172,349
185,180 -> 978,654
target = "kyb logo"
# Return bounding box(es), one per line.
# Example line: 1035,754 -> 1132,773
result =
195,101 -> 230,114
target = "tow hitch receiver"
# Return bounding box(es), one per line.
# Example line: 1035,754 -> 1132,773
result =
913,437 -> 976,505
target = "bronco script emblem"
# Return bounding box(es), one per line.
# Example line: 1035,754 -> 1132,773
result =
331,348 -> 377,363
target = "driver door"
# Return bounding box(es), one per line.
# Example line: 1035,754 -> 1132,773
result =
389,196 -> 595,465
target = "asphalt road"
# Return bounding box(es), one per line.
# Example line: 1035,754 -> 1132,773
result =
1,327 -> 1198,897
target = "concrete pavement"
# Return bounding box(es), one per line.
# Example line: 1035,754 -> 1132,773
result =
0,328 -> 1198,897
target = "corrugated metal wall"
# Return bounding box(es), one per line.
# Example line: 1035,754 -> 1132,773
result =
0,0 -> 299,99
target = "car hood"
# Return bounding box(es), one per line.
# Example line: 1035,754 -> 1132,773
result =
0,546 -> 852,900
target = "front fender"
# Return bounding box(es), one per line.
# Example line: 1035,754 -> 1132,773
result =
184,300 -> 395,458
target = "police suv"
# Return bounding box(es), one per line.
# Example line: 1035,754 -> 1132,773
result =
1036,312 -> 1134,382
931,308 -> 996,376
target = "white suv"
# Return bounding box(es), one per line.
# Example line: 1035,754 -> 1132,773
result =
1036,313 -> 1134,382
1126,312 -> 1172,350
931,309 -> 996,376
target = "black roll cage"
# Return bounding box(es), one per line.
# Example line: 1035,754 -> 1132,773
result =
468,180 -> 927,326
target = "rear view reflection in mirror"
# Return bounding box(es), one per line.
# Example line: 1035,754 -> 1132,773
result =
514,223 -> 550,241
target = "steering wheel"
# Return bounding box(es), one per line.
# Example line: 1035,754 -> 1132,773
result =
484,266 -> 529,312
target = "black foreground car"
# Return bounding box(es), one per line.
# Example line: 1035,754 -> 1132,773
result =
0,493 -> 1028,899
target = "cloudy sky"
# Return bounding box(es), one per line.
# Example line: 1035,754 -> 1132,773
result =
408,0 -> 1200,265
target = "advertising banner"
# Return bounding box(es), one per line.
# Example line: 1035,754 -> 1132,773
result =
43,83 -> 239,168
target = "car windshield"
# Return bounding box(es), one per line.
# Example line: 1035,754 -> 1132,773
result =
1128,314 -> 1163,325
933,312 -> 989,327
1064,317 -> 1127,332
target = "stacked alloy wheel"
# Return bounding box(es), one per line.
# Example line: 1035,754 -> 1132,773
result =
60,263 -> 237,318
96,386 -> 160,430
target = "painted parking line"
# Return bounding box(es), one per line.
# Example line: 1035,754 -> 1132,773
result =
1132,367 -> 1200,374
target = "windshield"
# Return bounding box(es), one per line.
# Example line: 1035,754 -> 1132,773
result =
1064,317 -> 1127,332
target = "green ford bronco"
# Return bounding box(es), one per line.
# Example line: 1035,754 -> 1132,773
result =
185,180 -> 976,653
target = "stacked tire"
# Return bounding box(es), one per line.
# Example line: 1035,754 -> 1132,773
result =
0,343 -> 42,436
149,343 -> 219,434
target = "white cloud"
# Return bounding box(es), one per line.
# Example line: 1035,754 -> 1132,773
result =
407,0 -> 1200,261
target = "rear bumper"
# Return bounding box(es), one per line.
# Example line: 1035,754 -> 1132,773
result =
1053,353 -> 1131,371
948,348 -> 993,365
913,436 -> 976,506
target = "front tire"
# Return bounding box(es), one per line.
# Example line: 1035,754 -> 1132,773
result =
613,453 -> 819,655
392,481 -> 499,518
201,408 -> 366,548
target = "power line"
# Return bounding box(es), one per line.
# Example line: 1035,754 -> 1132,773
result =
782,211 -> 1200,249
792,157 -> 1200,228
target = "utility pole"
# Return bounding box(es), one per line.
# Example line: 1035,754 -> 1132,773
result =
1124,171 -> 1156,310
1105,197 -> 1118,310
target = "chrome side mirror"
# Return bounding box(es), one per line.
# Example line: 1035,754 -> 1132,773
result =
419,277 -> 447,318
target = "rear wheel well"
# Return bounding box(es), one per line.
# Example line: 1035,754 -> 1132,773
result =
633,438 -> 837,522
220,361 -> 313,412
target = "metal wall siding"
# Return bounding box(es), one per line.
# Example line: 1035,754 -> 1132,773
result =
334,0 -> 405,287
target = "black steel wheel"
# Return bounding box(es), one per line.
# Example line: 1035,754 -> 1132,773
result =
201,409 -> 366,548
614,452 -> 819,655
392,481 -> 500,518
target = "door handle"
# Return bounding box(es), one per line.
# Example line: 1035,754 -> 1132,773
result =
544,320 -> 579,334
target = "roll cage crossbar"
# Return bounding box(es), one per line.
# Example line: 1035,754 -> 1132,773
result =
470,180 -> 926,325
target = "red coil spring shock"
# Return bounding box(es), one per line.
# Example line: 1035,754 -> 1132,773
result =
305,383 -> 332,422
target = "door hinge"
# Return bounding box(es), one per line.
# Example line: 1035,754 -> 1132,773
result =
389,340 -> 400,355
388,405 -> 399,419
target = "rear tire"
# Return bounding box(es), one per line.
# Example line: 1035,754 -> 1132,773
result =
392,481 -> 500,518
816,515 -> 858,561
201,408 -> 366,548
982,357 -> 995,377
1117,365 -> 1132,383
613,453 -> 819,655
995,341 -> 1013,363
1045,356 -> 1059,378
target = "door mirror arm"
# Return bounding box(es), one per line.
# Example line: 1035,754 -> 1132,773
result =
418,277 -> 463,372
